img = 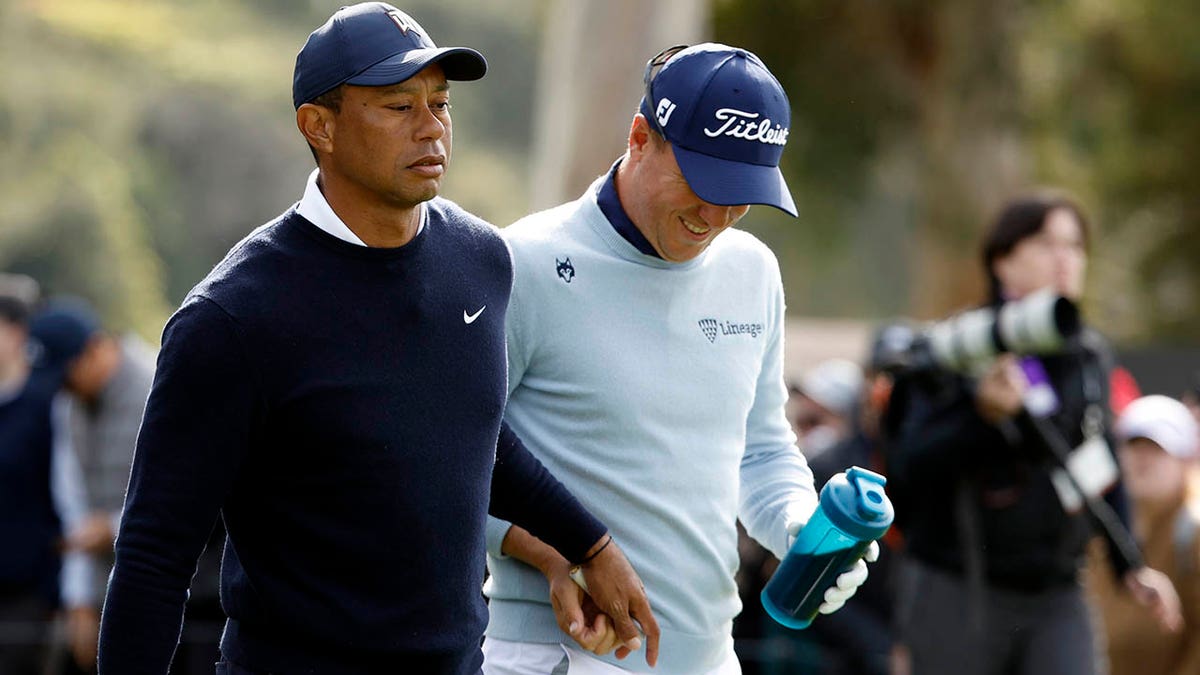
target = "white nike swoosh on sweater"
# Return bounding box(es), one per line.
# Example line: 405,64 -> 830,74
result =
464,306 -> 486,324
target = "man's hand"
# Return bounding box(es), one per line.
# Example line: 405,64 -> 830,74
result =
1124,566 -> 1184,633
576,536 -> 661,667
786,520 -> 878,615
65,605 -> 100,671
546,557 -> 621,655
818,545 -> 875,614
974,355 -> 1026,424
66,512 -> 116,555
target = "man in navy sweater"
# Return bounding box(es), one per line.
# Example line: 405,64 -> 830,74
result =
97,4 -> 657,674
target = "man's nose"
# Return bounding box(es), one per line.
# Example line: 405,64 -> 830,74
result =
413,104 -> 446,141
698,203 -> 749,229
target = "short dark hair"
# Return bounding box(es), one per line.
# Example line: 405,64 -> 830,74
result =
981,192 -> 1090,302
0,274 -> 40,326
305,86 -> 345,165
0,297 -> 29,326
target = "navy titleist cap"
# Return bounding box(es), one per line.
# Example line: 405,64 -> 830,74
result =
292,2 -> 487,109
639,43 -> 797,217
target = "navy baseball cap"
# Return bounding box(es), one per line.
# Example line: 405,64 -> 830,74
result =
28,297 -> 100,372
292,2 -> 487,109
639,43 -> 797,217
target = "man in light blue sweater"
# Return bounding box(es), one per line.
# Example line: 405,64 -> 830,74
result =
483,44 -> 878,674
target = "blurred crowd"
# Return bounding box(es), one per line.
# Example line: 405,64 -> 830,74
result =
3,193 -> 1200,674
732,195 -> 1200,675
735,343 -> 1200,674
0,275 -> 223,675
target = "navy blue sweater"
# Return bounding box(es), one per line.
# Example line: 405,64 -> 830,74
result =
0,368 -> 61,604
99,202 -> 605,675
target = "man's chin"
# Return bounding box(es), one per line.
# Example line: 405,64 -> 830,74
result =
393,184 -> 441,208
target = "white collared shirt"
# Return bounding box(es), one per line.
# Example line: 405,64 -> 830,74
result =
296,169 -> 425,246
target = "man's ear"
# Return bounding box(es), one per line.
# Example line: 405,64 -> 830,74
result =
297,103 -> 335,156
627,114 -> 655,160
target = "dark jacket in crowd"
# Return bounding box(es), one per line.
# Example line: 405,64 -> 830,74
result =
885,329 -> 1132,591
0,367 -> 63,604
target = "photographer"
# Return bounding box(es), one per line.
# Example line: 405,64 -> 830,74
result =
886,194 -> 1180,675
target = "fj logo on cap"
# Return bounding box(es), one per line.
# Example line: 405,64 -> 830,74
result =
704,108 -> 789,146
387,9 -> 420,35
656,98 -> 677,128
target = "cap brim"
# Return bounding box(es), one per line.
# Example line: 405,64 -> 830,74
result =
346,47 -> 487,86
671,144 -> 797,217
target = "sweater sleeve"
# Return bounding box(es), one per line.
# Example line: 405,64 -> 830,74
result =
99,296 -> 259,675
738,267 -> 818,561
485,234 -> 534,558
487,422 -> 606,564
50,395 -> 97,608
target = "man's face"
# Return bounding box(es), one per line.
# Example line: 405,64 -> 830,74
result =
787,390 -> 849,457
994,207 -> 1087,300
624,121 -> 750,262
322,64 -> 452,209
0,320 -> 25,371
64,339 -> 103,398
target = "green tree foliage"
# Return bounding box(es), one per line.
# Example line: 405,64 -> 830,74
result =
714,0 -> 1200,341
0,0 -> 540,339
2,1 -> 1195,343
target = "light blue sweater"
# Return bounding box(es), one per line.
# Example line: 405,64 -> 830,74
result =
485,175 -> 817,673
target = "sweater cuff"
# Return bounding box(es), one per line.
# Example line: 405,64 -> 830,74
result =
492,423 -> 608,564
486,516 -> 513,559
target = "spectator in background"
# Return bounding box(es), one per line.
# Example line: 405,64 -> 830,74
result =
1090,395 -> 1200,675
1109,365 -> 1142,416
28,299 -> 156,674
1183,373 -> 1200,428
885,193 -> 1180,675
789,358 -> 863,459
0,276 -> 95,675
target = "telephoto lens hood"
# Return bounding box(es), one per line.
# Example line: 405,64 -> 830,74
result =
913,289 -> 1081,375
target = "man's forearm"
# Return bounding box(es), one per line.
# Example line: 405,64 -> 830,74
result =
501,525 -> 572,576
489,422 -> 606,563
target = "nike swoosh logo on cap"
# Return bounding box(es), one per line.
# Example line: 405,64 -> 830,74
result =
464,306 -> 486,324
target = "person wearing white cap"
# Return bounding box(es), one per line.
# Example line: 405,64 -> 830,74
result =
789,358 -> 865,459
1090,395 -> 1200,675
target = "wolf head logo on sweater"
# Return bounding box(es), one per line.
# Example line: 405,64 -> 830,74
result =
556,257 -> 575,283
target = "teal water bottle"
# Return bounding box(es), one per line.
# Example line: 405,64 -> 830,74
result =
761,466 -> 893,629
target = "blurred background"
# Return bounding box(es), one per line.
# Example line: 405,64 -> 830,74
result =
2,0 -> 1197,382
2,1 -> 1200,673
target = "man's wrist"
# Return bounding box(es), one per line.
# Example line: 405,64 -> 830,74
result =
577,532 -> 613,566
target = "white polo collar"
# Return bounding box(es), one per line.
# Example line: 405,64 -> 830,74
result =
296,169 -> 425,246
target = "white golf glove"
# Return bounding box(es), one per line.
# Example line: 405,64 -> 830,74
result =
785,520 -> 880,615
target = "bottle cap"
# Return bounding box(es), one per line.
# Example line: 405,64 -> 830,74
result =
819,466 -> 894,541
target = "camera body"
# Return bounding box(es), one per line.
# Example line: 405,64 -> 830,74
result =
878,288 -> 1081,377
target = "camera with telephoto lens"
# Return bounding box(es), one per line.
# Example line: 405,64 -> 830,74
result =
876,288 -> 1081,377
